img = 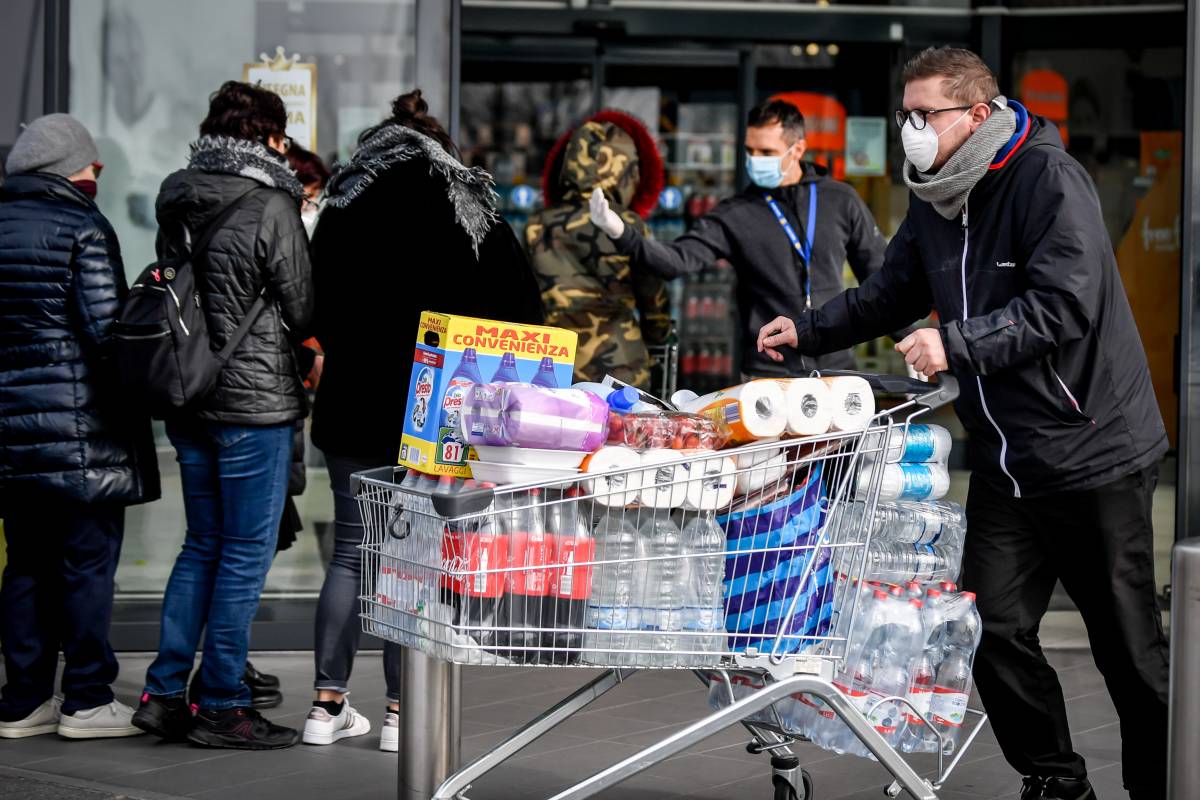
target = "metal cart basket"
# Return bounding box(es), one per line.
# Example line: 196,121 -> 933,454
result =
355,372 -> 987,800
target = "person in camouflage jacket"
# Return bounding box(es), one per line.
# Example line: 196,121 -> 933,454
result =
526,111 -> 670,389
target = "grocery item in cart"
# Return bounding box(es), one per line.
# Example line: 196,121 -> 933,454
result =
461,384 -> 610,452
401,312 -> 578,476
636,513 -> 685,664
734,453 -> 789,496
580,446 -> 645,507
676,380 -> 788,445
605,411 -> 731,450
543,487 -> 595,664
719,464 -> 834,654
776,377 -> 835,436
863,540 -> 962,584
829,499 -> 965,549
639,449 -> 690,509
681,512 -> 728,660
864,423 -> 952,465
857,462 -> 950,502
822,375 -> 876,432
500,490 -> 552,663
582,510 -> 640,665
680,452 -> 736,511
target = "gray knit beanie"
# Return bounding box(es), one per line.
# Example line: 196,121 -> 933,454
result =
5,114 -> 100,178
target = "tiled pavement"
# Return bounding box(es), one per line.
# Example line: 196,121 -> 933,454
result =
0,648 -> 1128,800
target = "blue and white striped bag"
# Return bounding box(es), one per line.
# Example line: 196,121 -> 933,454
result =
718,464 -> 834,654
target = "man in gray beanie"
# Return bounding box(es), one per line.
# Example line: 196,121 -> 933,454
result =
0,113 -> 159,740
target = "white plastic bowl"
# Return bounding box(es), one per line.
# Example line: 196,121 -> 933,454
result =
468,460 -> 582,486
472,445 -> 588,470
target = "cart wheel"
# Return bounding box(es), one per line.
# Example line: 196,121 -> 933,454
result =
772,770 -> 814,800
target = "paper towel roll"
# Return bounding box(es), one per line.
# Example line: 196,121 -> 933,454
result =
681,452 -> 737,511
779,378 -> 834,437
639,449 -> 690,509
677,380 -> 788,445
821,376 -> 875,432
581,446 -> 644,507
735,453 -> 790,496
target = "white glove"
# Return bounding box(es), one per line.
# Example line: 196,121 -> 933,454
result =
589,188 -> 625,238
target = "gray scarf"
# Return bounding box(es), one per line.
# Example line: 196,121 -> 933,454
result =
903,99 -> 1017,220
188,135 -> 304,204
325,123 -> 499,256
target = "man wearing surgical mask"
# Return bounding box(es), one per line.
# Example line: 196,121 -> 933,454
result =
590,99 -> 896,377
758,47 -> 1167,800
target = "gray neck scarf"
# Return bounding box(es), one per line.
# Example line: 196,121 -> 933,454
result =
188,135 -> 304,204
325,123 -> 499,256
903,99 -> 1017,220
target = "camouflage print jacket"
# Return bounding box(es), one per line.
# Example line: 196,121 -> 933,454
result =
525,120 -> 671,390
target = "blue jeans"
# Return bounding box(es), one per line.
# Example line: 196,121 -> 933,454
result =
144,420 -> 292,711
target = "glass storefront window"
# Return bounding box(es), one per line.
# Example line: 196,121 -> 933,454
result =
69,0 -> 418,601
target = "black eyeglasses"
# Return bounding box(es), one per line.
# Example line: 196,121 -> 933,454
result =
894,106 -> 973,131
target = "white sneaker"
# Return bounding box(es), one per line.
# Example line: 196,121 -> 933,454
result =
379,710 -> 399,752
57,700 -> 144,739
303,703 -> 371,746
0,697 -> 61,738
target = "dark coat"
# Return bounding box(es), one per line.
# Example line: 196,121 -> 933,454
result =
155,170 -> 313,425
0,173 -> 160,506
614,163 -> 892,376
310,158 -> 545,460
795,110 -> 1167,497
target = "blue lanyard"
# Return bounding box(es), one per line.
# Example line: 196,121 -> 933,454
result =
764,183 -> 818,310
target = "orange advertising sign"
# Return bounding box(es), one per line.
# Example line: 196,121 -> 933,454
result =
1019,69 -> 1069,147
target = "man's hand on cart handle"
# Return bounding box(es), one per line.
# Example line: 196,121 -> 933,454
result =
589,189 -> 625,238
757,316 -> 798,363
896,329 -> 948,378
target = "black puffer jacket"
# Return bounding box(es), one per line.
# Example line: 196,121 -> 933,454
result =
155,171 -> 313,425
795,111 -> 1167,497
0,173 -> 160,506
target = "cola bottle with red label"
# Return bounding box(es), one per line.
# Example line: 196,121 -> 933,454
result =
502,489 -> 550,663
542,487 -> 595,664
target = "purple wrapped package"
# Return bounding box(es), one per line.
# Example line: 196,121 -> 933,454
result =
461,384 -> 610,452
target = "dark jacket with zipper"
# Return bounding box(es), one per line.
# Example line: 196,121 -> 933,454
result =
155,170 -> 313,426
0,172 -> 160,506
794,105 -> 1167,497
310,159 -> 545,460
614,163 -> 892,377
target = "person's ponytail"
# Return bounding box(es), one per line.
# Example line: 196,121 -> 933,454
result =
361,89 -> 459,159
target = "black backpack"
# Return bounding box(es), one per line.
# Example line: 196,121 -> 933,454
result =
115,188 -> 269,417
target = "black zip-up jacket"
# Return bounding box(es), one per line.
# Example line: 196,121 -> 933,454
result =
0,173 -> 160,506
794,112 -> 1167,497
614,164 -> 891,376
155,170 -> 313,425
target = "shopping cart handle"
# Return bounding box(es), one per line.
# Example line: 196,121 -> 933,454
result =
350,465 -> 498,518
818,370 -> 959,411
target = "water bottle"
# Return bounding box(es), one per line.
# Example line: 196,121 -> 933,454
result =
501,489 -> 550,663
900,642 -> 937,753
841,500 -> 966,549
582,510 -> 638,666
864,540 -> 961,584
639,514 -> 684,666
928,591 -> 981,754
866,423 -> 952,465
543,488 -> 595,664
681,512 -> 727,664
856,463 -> 950,502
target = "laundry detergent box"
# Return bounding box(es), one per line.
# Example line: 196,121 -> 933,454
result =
400,312 -> 578,476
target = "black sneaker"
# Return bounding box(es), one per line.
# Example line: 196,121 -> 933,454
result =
132,693 -> 193,741
187,707 -> 298,750
244,661 -> 280,691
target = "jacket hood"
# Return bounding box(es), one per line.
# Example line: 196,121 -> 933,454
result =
559,121 -> 640,209
543,109 -> 664,219
1,171 -> 96,209
155,169 -> 263,235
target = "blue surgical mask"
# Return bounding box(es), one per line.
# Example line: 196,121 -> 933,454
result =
745,146 -> 792,188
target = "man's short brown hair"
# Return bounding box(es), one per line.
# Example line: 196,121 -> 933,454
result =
901,47 -> 999,105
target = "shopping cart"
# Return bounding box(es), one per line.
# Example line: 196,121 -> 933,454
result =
355,372 -> 987,800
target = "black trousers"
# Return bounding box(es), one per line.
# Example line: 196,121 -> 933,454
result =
961,466 -> 1168,798
0,504 -> 124,718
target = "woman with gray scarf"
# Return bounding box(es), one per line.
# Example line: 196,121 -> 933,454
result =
303,89 -> 543,752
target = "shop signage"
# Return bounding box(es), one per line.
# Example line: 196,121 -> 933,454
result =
244,46 -> 317,151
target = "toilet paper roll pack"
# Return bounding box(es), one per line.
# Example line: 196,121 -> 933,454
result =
680,451 -> 737,510
639,449 -> 691,509
776,378 -> 835,437
581,446 -> 645,507
677,380 -> 788,445
821,376 -> 875,432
